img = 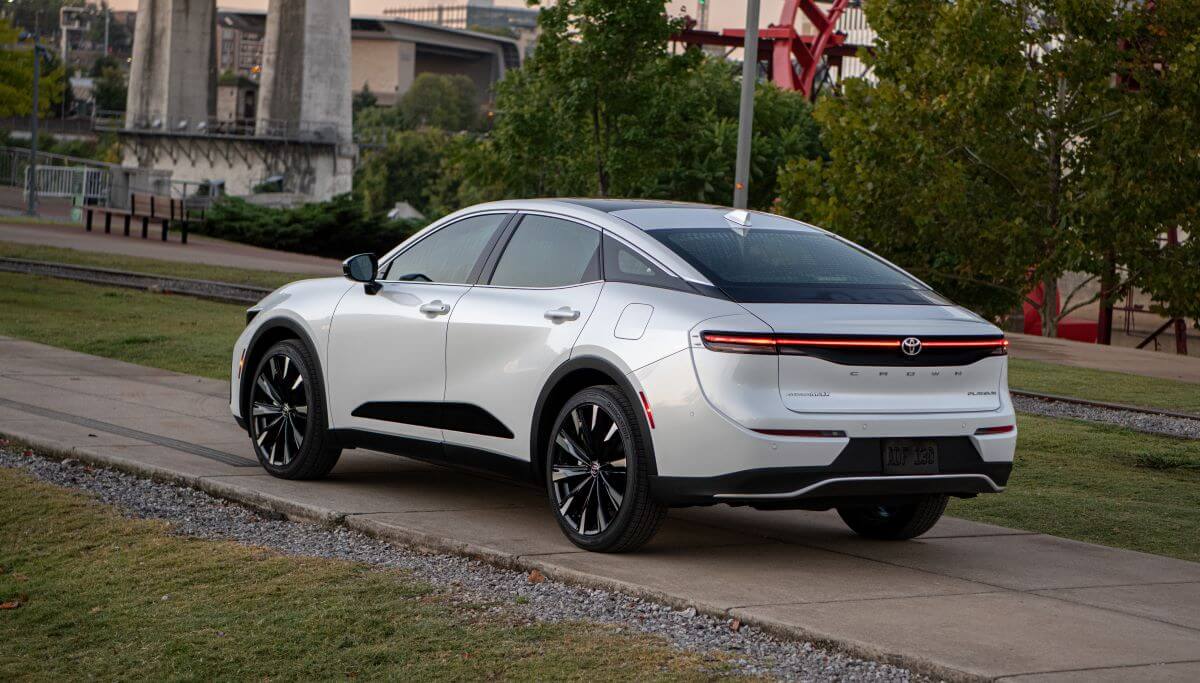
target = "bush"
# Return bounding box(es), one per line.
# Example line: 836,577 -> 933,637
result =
199,194 -> 424,260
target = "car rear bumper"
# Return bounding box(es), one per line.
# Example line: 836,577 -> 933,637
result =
649,435 -> 1011,507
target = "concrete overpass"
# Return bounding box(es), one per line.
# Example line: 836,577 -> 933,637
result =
113,0 -> 519,202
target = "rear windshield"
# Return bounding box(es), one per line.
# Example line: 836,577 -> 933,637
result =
646,228 -> 946,305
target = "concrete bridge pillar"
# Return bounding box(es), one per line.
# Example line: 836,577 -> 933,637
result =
256,0 -> 353,145
125,0 -> 217,130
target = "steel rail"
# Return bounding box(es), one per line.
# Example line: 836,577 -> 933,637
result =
0,257 -> 272,305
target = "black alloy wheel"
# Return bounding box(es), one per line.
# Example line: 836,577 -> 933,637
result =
247,340 -> 341,480
547,385 -> 666,552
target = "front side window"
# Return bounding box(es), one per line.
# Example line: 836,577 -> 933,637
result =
646,228 -> 945,305
382,213 -> 508,284
489,215 -> 600,288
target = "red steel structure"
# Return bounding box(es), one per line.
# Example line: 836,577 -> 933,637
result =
673,0 -> 855,100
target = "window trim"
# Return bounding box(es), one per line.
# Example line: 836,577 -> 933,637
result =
376,211 -> 516,286
476,211 -> 606,291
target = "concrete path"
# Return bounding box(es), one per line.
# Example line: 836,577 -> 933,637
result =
1,337 -> 1198,682
0,220 -> 341,275
1009,333 -> 1200,384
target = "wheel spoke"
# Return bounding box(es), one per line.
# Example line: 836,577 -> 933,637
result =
252,402 -> 282,416
256,375 -> 282,405
600,473 -> 624,509
551,465 -> 590,482
555,431 -> 591,464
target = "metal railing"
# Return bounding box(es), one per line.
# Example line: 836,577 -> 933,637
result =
24,165 -> 110,203
1,146 -> 115,204
98,112 -> 346,144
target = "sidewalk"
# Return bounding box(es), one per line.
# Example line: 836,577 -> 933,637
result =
1009,333 -> 1200,384
1,337 -> 1197,681
0,220 -> 341,275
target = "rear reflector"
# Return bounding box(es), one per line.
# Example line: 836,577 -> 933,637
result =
974,424 -> 1015,435
753,429 -> 847,438
638,391 -> 655,429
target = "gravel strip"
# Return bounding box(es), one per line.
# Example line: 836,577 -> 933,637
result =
0,445 -> 926,682
1013,395 -> 1200,440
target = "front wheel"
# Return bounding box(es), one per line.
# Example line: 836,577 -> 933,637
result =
247,339 -> 341,480
837,495 -> 948,540
546,386 -> 666,553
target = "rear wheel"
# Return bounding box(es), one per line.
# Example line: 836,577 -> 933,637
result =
837,495 -> 948,540
546,386 -> 666,553
248,340 -> 341,480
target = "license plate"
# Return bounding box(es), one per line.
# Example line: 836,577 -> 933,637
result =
882,439 -> 939,474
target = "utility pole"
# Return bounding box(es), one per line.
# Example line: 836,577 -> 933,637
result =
27,13 -> 42,217
104,5 -> 110,55
732,0 -> 761,209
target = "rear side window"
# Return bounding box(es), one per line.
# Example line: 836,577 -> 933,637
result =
383,213 -> 508,284
647,228 -> 945,305
489,215 -> 600,288
603,236 -> 687,291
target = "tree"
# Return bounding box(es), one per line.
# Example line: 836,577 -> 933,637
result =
396,73 -> 479,132
2,1 -> 82,35
778,0 -> 1200,330
356,128 -> 453,217
92,65 -> 126,112
460,1 -> 822,208
353,82 -> 378,114
0,18 -> 65,118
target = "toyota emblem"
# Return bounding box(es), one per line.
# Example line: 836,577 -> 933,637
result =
901,337 -> 922,356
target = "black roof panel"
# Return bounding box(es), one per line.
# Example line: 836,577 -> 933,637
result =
554,198 -> 723,213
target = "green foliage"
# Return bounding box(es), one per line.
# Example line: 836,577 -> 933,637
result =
199,194 -> 424,260
459,2 -> 821,209
397,73 -> 479,132
1,0 -> 83,35
92,65 -> 126,112
0,18 -> 65,118
778,0 -> 1200,324
357,128 -> 456,217
353,82 -> 378,114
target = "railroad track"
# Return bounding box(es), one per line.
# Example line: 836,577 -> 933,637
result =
5,256 -> 1197,436
0,257 -> 271,305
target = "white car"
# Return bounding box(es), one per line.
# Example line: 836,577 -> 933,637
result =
231,199 -> 1016,552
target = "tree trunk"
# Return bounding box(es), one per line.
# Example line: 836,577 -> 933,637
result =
1096,248 -> 1116,345
591,97 -> 608,197
1040,273 -> 1059,338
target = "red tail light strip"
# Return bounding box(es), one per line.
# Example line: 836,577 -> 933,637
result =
700,332 -> 1008,353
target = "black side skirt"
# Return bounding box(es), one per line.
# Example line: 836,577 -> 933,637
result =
329,428 -> 535,483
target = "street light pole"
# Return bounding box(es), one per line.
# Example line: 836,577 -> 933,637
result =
27,14 -> 42,216
732,0 -> 761,209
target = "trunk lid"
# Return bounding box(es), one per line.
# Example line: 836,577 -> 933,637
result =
741,303 -> 1006,414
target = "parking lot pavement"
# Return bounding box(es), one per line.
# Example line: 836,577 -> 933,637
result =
2,336 -> 1198,681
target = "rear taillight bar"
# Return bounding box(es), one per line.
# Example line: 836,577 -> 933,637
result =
700,332 -> 1009,355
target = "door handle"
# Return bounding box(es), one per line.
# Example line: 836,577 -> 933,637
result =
544,306 -> 581,322
419,300 -> 451,316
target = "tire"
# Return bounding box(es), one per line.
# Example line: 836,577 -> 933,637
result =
247,339 -> 341,480
837,495 -> 948,540
545,385 -> 667,553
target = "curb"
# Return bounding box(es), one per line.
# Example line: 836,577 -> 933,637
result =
1,428 -> 987,683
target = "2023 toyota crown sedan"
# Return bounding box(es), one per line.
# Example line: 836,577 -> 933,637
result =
230,199 -> 1016,552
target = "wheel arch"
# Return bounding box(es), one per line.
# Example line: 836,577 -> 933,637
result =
530,355 -> 658,486
239,317 -> 327,427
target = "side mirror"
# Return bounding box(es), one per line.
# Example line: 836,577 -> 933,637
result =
342,253 -> 381,294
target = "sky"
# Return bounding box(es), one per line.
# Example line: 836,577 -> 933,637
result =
104,1 -> 794,32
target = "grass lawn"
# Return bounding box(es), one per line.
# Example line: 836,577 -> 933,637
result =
0,240 -> 311,290
950,413 -> 1200,562
0,272 -> 242,379
1008,358 -> 1200,414
0,467 -> 725,680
